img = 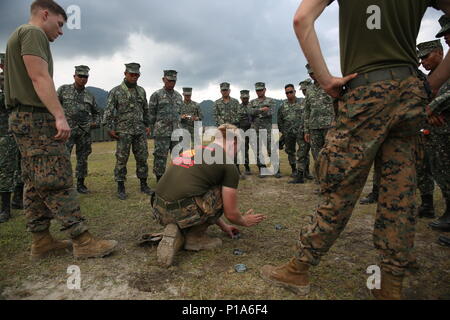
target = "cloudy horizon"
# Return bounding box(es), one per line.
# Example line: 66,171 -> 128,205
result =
0,0 -> 447,102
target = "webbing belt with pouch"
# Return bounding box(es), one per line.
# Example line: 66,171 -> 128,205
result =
12,104 -> 50,113
346,66 -> 418,90
154,194 -> 196,211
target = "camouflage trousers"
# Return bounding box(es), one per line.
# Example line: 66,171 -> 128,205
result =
416,137 -> 435,196
15,149 -> 23,187
9,111 -> 87,238
310,128 -> 329,161
114,132 -> 149,182
254,125 -> 273,168
284,133 -> 310,172
66,128 -> 92,179
295,76 -> 428,276
0,134 -> 19,192
152,186 -> 223,230
153,137 -> 178,177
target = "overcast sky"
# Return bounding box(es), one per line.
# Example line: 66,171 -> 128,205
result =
0,0 -> 446,101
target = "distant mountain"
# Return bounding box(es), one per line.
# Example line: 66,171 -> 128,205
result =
87,86 -> 108,109
199,100 -> 214,126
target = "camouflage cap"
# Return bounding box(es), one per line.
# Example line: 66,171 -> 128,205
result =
164,70 -> 177,81
183,87 -> 192,95
75,65 -> 90,76
125,63 -> 141,74
255,82 -> 265,90
0,53 -> 4,65
305,64 -> 314,74
240,90 -> 250,98
220,82 -> 230,90
299,79 -> 312,90
417,40 -> 443,58
436,15 -> 450,38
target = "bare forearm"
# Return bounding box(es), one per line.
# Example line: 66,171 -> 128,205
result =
428,51 -> 450,92
224,209 -> 247,226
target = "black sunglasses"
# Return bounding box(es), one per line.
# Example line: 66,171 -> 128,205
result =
77,75 -> 89,79
285,91 -> 295,95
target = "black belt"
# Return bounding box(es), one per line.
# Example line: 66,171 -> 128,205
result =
12,104 -> 50,113
346,66 -> 417,90
154,195 -> 196,211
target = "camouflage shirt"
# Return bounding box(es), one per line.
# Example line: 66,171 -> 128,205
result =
149,88 -> 183,138
303,83 -> 335,133
249,97 -> 277,129
103,81 -> 150,135
0,91 -> 10,137
213,97 -> 241,126
57,84 -> 100,134
180,100 -> 202,130
237,103 -> 253,130
278,98 -> 305,136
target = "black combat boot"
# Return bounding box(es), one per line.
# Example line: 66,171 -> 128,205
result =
429,198 -> 450,231
288,171 -> 304,184
244,165 -> 251,175
274,169 -> 282,179
140,178 -> 154,196
258,167 -> 267,179
11,185 -> 24,210
290,164 -> 298,178
438,236 -> 450,247
117,181 -> 126,200
418,194 -> 435,218
77,178 -> 89,194
0,192 -> 12,223
360,191 -> 378,205
304,163 -> 314,180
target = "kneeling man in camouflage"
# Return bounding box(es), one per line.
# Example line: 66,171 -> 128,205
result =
152,124 -> 266,266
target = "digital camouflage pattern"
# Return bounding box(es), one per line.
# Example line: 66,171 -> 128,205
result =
278,98 -> 308,169
153,186 -> 223,230
9,111 -> 87,238
295,76 -> 429,277
57,84 -> 100,179
0,91 -> 18,192
103,81 -> 150,135
180,100 -> 202,138
149,88 -> 183,177
310,128 -> 329,161
114,133 -> 149,182
237,102 -> 254,166
213,97 -> 241,126
249,97 -> 277,168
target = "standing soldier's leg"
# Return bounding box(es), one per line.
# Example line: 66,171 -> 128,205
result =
304,141 -> 313,180
0,135 -> 18,223
284,135 -> 297,177
153,137 -> 171,182
12,148 -> 24,210
292,134 -> 308,184
360,153 -> 381,205
132,133 -> 152,195
75,132 -> 92,194
417,142 -> 435,218
244,134 -> 251,174
115,133 -> 132,200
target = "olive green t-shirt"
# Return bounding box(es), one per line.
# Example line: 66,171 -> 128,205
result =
156,144 -> 240,202
5,24 -> 53,108
331,0 -> 438,75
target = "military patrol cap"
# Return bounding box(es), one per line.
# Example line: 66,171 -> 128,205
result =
436,15 -> 450,38
240,90 -> 250,98
0,53 -> 4,65
183,87 -> 192,95
125,63 -> 141,74
417,40 -> 443,59
164,70 -> 177,81
220,82 -> 230,90
255,82 -> 265,90
305,64 -> 314,74
299,79 -> 312,90
74,65 -> 90,76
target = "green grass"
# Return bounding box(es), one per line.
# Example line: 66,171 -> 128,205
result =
0,140 -> 449,300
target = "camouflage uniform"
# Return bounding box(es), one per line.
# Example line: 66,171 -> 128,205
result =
303,79 -> 335,161
249,83 -> 277,169
180,88 -> 202,145
277,97 -> 309,172
237,90 -> 254,167
0,90 -> 18,193
149,71 -> 183,178
103,72 -> 150,182
213,83 -> 241,126
58,73 -> 100,180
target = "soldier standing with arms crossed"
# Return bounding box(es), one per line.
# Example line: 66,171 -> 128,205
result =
58,65 -> 100,194
5,0 -> 117,260
261,0 -> 450,299
103,63 -> 153,200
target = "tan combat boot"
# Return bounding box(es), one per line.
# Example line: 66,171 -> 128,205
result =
30,230 -> 72,261
157,224 -> 185,267
260,258 -> 310,296
72,231 -> 118,259
183,223 -> 222,251
371,272 -> 404,300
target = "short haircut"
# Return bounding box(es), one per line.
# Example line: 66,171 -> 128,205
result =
31,0 -> 68,21
285,84 -> 295,90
